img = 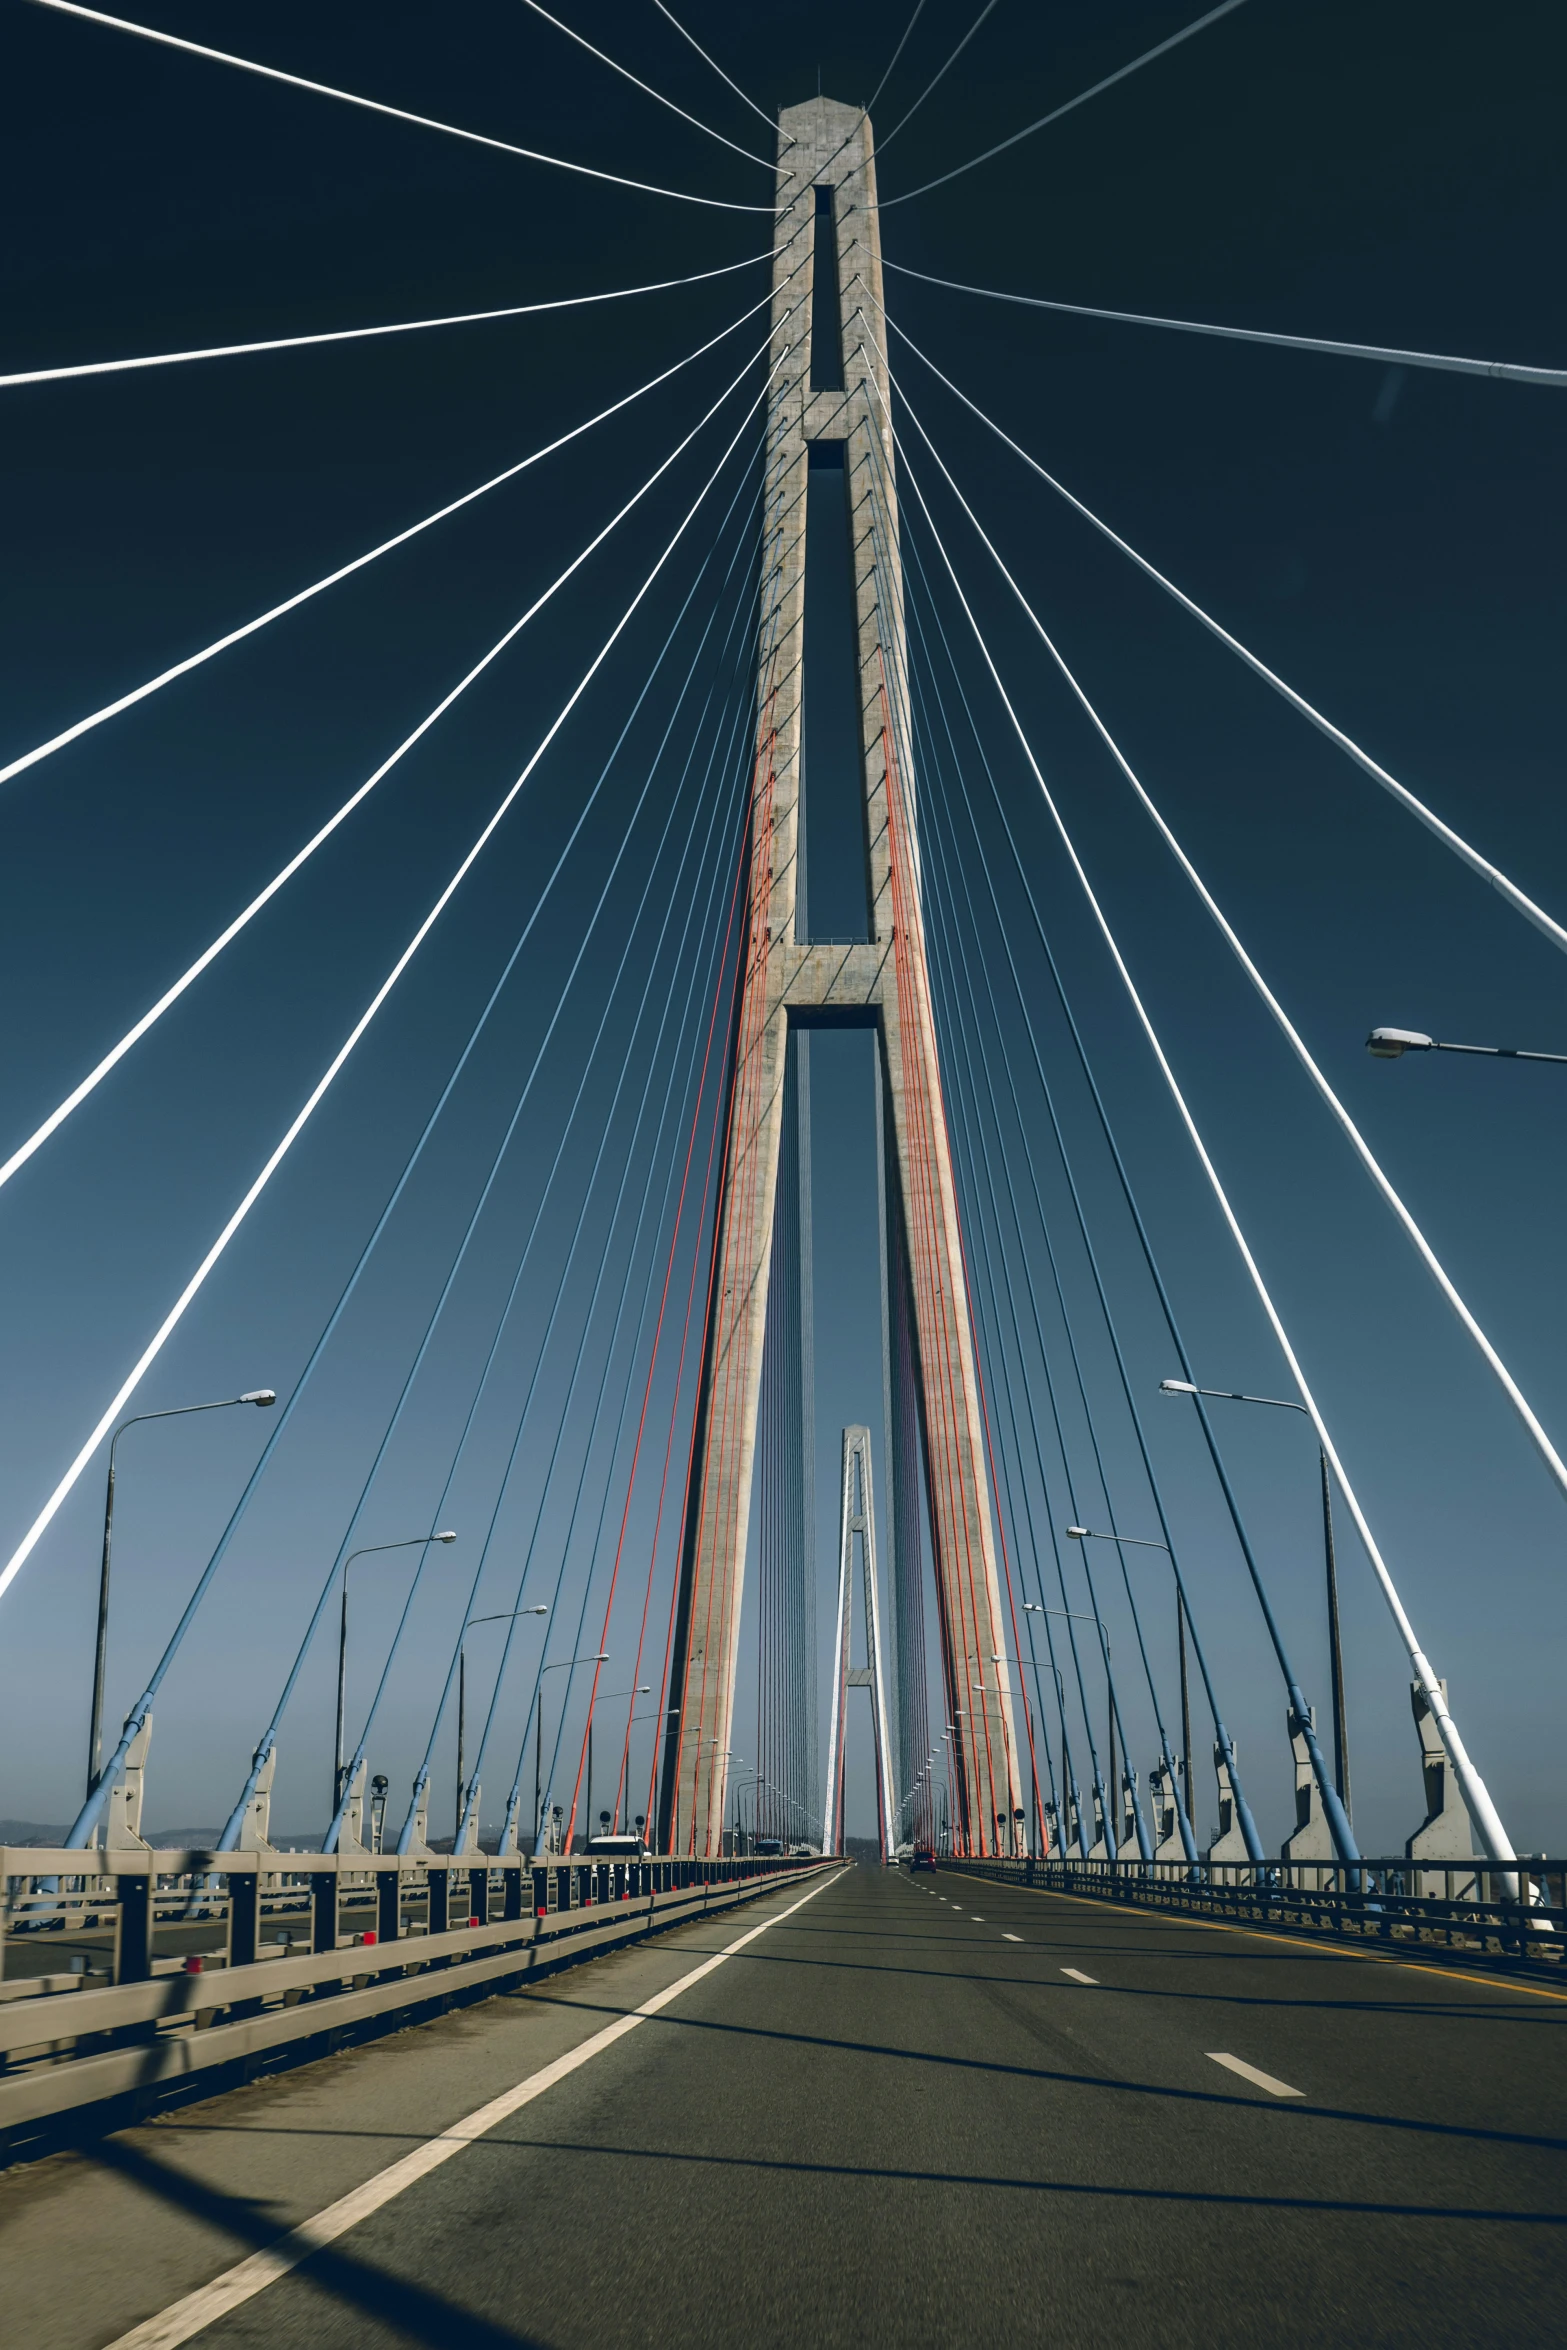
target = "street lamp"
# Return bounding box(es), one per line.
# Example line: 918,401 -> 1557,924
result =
534,1653 -> 609,1853
1024,1599 -> 1101,1630
1367,1026 -> 1567,1065
88,1389 -> 275,1797
335,1532 -> 456,1812
1159,1377 -> 1351,1816
456,1608 -> 547,1838
579,1685 -> 649,1842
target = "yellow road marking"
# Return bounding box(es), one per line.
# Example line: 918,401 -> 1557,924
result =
963,1879 -> 1567,2004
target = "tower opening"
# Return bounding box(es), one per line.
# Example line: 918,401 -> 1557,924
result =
801,440 -> 871,940
809,185 -> 844,392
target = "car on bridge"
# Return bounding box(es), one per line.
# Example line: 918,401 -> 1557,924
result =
910,1845 -> 936,1873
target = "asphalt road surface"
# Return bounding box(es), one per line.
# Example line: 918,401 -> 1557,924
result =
3,1862 -> 1565,2348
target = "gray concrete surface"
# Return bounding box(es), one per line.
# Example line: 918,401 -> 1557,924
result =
2,1864 -> 1564,2347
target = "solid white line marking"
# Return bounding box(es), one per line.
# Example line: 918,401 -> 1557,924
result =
104,1872 -> 841,2350
1061,1967 -> 1098,1985
1207,2051 -> 1304,2097
1002,1933 -> 1023,1943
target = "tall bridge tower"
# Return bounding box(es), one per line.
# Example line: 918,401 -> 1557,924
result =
658,98 -> 1027,1859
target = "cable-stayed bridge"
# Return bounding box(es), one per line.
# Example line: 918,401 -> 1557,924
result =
2,6 -> 1566,2341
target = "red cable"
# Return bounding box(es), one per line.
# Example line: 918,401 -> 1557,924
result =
684,761 -> 774,1847
559,777 -> 756,1851
879,664 -> 1001,1850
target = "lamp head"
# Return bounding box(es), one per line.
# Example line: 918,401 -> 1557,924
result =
1159,1379 -> 1197,1396
1066,1525 -> 1089,1541
241,1390 -> 276,1406
1367,1026 -> 1433,1059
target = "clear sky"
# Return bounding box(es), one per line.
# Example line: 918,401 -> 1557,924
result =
1,2 -> 1564,1861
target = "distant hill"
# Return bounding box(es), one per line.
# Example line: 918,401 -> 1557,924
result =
0,1820 -> 328,1851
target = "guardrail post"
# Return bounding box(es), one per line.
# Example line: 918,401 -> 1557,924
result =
311,1869 -> 337,1955
115,1869 -> 153,1983
469,1865 -> 488,1926
503,1862 -> 524,1922
376,1866 -> 400,1945
228,1868 -> 260,1970
428,1865 -> 449,1937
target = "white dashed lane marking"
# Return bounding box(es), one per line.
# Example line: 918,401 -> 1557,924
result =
1002,1932 -> 1022,1942
1207,2052 -> 1303,2098
1061,1967 -> 1098,1985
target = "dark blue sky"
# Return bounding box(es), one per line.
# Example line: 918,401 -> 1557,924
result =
0,1 -> 1564,1857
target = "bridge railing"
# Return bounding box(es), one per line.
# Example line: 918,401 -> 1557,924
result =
0,1849 -> 830,2146
936,1853 -> 1566,1975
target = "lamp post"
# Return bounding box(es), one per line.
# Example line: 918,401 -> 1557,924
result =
970,1667 -> 1037,1856
1069,1529 -> 1182,1856
1025,1592 -> 1115,1849
534,1653 -> 608,1853
456,1608 -> 547,1839
578,1686 -> 649,1843
335,1532 -> 456,1813
1367,1026 -> 1567,1065
88,1389 -> 275,1798
1160,1379 -> 1352,1816
623,1704 -> 681,1848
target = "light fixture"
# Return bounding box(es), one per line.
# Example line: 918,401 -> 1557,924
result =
1366,1027 -> 1433,1059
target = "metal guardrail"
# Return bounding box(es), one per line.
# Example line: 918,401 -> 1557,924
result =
937,1854 -> 1567,1976
0,1848 -> 829,2142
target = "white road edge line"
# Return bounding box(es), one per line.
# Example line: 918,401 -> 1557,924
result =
1002,1933 -> 1023,1943
1207,2051 -> 1304,2098
104,1870 -> 843,2350
1061,1967 -> 1098,1985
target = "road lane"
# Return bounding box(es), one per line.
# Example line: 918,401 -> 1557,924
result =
3,1863 -> 1564,2347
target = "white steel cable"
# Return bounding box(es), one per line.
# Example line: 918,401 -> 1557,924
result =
649,1 -> 776,131
877,381 -> 1518,1867
0,291 -> 773,792
894,363 -> 1567,1520
0,256 -> 766,393
0,308 -> 795,1200
867,0 -> 931,117
872,0 -> 1003,157
877,0 -> 1251,207
878,304 -> 1567,959
28,1 -> 776,213
883,259 -> 1567,388
794,1 -> 936,196
0,341 -> 788,1606
517,0 -> 770,166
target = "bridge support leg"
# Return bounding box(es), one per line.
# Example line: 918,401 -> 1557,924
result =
657,93 -> 1023,1861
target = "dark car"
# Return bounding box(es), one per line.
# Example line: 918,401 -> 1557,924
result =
910,1846 -> 936,1872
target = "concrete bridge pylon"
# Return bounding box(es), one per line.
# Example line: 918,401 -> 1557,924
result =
658,97 -> 1027,1861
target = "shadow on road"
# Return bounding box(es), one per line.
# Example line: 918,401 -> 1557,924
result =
87,2136 -> 554,2349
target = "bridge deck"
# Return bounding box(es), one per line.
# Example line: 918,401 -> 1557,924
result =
4,1864 -> 1565,2346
